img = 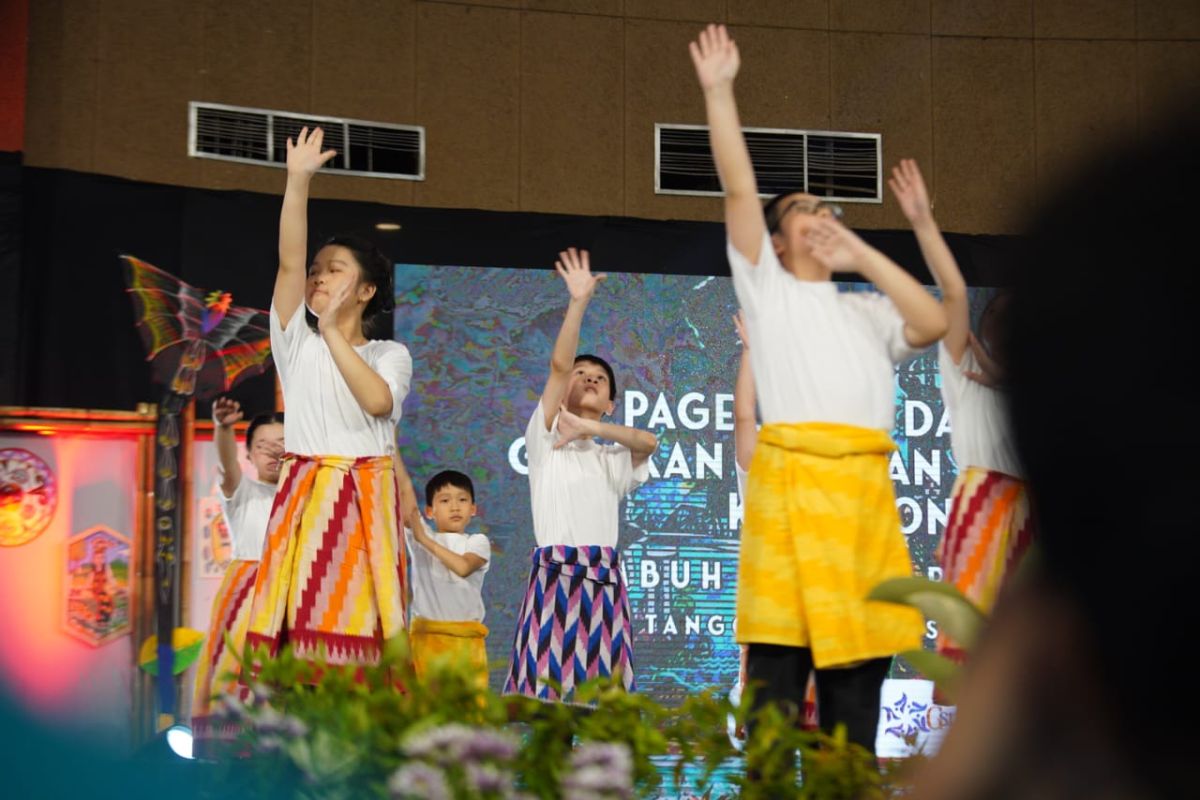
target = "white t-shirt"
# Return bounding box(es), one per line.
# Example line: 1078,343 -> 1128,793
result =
728,232 -> 921,429
405,527 -> 491,623
735,461 -> 749,501
220,476 -> 277,561
525,401 -> 650,548
269,304 -> 412,456
938,343 -> 1023,478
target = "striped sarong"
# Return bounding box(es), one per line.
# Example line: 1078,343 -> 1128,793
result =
503,545 -> 635,702
410,617 -> 489,689
191,559 -> 257,758
938,466 -> 1034,658
737,423 -> 923,668
244,453 -> 406,669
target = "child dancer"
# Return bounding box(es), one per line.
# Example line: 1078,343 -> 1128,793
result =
503,248 -> 657,703
244,127 -> 412,671
691,24 -> 944,750
191,399 -> 283,754
889,158 -> 1033,657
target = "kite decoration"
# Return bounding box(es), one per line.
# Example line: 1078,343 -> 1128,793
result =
121,254 -> 273,724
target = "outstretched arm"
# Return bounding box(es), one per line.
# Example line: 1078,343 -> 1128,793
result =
889,159 -> 970,361
691,24 -> 765,264
540,248 -> 606,429
275,126 -> 337,329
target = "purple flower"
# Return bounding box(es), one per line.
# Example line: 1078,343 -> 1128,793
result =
465,763 -> 513,794
402,724 -> 518,764
388,762 -> 451,800
561,743 -> 634,799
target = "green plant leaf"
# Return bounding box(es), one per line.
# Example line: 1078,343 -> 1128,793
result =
869,577 -> 987,649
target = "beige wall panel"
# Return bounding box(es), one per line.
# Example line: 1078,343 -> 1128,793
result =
93,0 -> 205,187
1137,0 -> 1200,39
24,0 -> 101,172
830,32 -> 932,229
527,0 -> 625,14
624,1 -> 724,24
1137,41 -> 1200,131
932,0 -> 1032,37
1033,0 -> 1136,39
412,3 -> 521,210
1034,39 -> 1138,193
520,12 -> 625,216
199,0 -> 312,113
830,0 -> 931,36
726,0 -> 828,29
932,37 -> 1035,234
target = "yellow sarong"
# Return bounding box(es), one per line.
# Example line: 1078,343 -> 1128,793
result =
410,617 -> 489,689
736,422 -> 922,668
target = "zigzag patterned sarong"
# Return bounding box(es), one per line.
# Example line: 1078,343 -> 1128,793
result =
503,545 -> 635,702
244,453 -> 407,669
191,558 -> 257,758
938,466 -> 1034,659
737,423 -> 923,668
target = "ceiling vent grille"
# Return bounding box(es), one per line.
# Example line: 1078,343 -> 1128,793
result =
189,101 -> 424,180
655,123 -> 880,202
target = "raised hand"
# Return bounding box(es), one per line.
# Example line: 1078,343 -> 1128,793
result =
317,279 -> 355,332
212,396 -> 243,427
689,23 -> 741,91
732,310 -> 750,350
286,126 -> 337,177
888,158 -> 933,225
554,405 -> 594,449
555,247 -> 607,302
805,217 -> 873,274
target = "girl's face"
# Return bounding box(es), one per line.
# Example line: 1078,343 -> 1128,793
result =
305,245 -> 375,317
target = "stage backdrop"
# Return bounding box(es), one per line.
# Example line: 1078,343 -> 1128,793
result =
393,263 -> 992,753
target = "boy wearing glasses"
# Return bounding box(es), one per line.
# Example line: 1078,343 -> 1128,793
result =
690,24 -> 947,751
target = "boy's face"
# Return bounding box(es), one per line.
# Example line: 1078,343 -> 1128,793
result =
425,484 -> 477,533
248,423 -> 285,485
564,361 -> 615,418
770,192 -> 838,260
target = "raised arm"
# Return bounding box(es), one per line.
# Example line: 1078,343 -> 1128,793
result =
732,312 -> 757,471
690,24 -> 765,264
889,159 -> 969,361
212,397 -> 244,498
554,407 -> 657,469
540,248 -> 606,429
275,126 -> 337,328
807,218 -> 948,348
403,503 -> 487,579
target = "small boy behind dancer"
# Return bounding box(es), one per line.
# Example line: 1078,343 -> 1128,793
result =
889,158 -> 1033,657
504,247 -> 657,703
691,24 -> 945,750
404,470 -> 491,688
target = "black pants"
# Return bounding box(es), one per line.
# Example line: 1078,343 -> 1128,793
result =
746,643 -> 891,753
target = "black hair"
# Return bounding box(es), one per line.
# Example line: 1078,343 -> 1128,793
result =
574,354 -> 617,400
424,470 -> 475,506
306,234 -> 395,337
762,189 -> 807,234
245,412 -> 285,449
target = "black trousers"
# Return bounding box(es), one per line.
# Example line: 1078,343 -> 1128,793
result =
746,643 -> 891,753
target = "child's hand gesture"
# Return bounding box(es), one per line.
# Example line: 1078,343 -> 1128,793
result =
964,331 -> 1005,388
806,218 -> 873,275
554,406 -> 594,449
286,126 -> 337,177
689,24 -> 740,91
888,158 -> 933,225
212,397 -> 243,427
316,280 -> 355,333
555,247 -> 606,302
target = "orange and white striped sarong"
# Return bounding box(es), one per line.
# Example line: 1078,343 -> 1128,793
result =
244,453 -> 407,668
737,423 -> 923,668
191,559 -> 257,756
939,467 -> 1033,654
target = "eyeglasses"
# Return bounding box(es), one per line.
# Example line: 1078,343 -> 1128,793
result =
777,198 -> 844,223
